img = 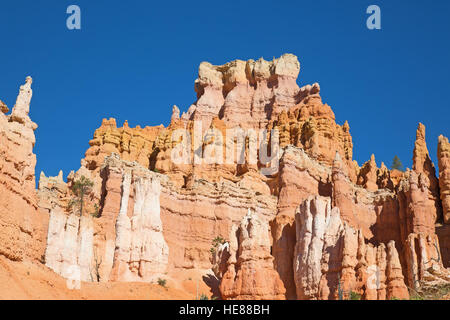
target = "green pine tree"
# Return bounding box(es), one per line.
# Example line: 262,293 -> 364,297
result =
391,155 -> 404,171
69,175 -> 94,216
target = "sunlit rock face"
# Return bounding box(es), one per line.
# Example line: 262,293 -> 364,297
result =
0,77 -> 48,263
396,124 -> 450,289
187,54 -> 301,130
110,172 -> 169,282
45,210 -> 94,282
81,54 -> 356,191
38,171 -> 68,214
1,55 -> 448,300
43,154 -> 170,283
39,55 -> 449,298
293,196 -> 409,300
99,153 -> 277,275
42,153 -> 276,284
218,210 -> 286,300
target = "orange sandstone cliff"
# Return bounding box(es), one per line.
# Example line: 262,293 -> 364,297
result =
0,77 -> 48,263
0,54 -> 449,300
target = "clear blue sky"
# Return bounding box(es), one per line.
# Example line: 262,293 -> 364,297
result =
0,0 -> 449,180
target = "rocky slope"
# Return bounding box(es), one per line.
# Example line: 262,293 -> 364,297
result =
0,54 -> 449,300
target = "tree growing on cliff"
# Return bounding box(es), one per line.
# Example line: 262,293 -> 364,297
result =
210,236 -> 226,255
69,175 -> 94,216
391,155 -> 404,171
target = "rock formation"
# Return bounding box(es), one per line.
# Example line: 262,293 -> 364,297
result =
38,171 -> 69,214
0,100 -> 8,113
293,196 -> 409,300
45,210 -> 94,282
438,135 -> 450,224
404,232 -> 450,289
100,153 -> 277,275
1,55 -> 449,300
331,152 -> 402,246
437,223 -> 450,269
271,146 -> 331,299
218,210 -> 286,300
397,124 -> 450,289
437,134 -> 450,266
85,118 -> 164,174
42,151 -> 277,284
110,172 -> 169,282
412,124 -> 441,217
357,154 -> 378,192
0,77 -> 47,262
83,54 -> 356,192
187,54 -> 300,129
61,58 -> 448,298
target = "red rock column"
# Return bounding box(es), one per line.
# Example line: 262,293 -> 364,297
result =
220,210 -> 286,300
0,77 -> 48,262
438,135 -> 450,224
397,124 -> 449,288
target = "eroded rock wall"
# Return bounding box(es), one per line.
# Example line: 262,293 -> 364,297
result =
397,124 -> 450,289
0,77 -> 48,262
188,54 -> 301,129
81,54 -> 357,194
110,171 -> 169,282
52,153 -> 278,284
293,196 -> 409,300
438,135 -> 450,224
218,210 -> 286,300
27,54 -> 450,299
85,118 -> 164,175
271,146 -> 331,299
45,210 -> 94,282
44,154 -> 170,283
